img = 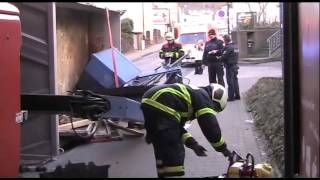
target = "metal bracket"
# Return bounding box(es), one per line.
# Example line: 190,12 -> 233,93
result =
16,110 -> 28,124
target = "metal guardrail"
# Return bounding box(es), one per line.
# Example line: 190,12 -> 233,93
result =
267,30 -> 281,57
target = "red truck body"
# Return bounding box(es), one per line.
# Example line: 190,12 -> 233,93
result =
0,3 -> 21,177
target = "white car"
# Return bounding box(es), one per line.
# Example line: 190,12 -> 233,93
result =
176,32 -> 207,66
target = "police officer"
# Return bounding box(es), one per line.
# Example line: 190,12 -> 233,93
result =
202,29 -> 225,86
159,32 -> 185,83
141,83 -> 233,177
219,34 -> 240,101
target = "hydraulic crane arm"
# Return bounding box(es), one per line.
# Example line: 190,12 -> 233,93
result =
21,90 -> 145,122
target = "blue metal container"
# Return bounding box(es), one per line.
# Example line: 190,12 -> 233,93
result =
77,48 -> 141,91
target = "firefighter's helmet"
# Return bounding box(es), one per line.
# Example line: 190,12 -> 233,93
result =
165,32 -> 174,41
210,83 -> 227,112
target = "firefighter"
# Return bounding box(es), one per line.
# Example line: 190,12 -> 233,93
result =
202,29 -> 225,87
141,83 -> 233,177
159,32 -> 185,83
218,34 -> 240,101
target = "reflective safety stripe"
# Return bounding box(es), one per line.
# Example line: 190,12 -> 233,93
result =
156,160 -> 163,165
157,168 -> 165,174
181,133 -> 192,143
175,52 -> 179,58
150,85 -> 192,119
142,98 -> 181,122
195,108 -> 217,118
163,166 -> 184,173
165,175 -> 183,178
211,136 -> 225,148
176,84 -> 191,104
151,88 -> 185,101
180,112 -> 189,118
176,84 -> 193,119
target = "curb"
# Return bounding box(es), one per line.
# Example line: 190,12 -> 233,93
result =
238,58 -> 281,65
131,49 -> 160,62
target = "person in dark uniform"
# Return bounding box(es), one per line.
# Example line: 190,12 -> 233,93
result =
141,83 -> 233,177
219,34 -> 240,101
159,32 -> 185,83
202,29 -> 225,86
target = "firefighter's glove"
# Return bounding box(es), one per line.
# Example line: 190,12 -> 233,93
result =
185,137 -> 207,156
192,144 -> 207,156
145,134 -> 152,144
222,148 -> 233,161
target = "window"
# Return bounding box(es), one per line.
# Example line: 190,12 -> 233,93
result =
177,32 -> 207,44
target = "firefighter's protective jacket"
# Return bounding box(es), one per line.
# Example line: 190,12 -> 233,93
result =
159,42 -> 185,64
141,83 -> 227,152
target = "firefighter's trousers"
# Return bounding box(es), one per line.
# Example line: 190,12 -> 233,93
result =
141,105 -> 185,177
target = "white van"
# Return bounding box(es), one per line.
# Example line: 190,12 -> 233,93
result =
176,31 -> 208,67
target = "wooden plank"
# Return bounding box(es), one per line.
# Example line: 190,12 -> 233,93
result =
106,119 -> 144,137
59,119 -> 93,131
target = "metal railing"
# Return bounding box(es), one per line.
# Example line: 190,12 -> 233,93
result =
267,30 -> 281,57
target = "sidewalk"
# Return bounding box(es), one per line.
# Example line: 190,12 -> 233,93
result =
124,43 -> 164,62
239,57 -> 282,65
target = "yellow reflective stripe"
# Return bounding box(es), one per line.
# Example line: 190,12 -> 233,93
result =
176,84 -> 193,119
156,160 -> 163,165
149,85 -> 192,119
163,166 -> 184,173
182,133 -> 192,143
142,98 -> 181,122
195,108 -> 217,118
151,88 -> 172,100
211,137 -> 225,148
151,88 -> 186,101
175,52 -> 179,58
176,84 -> 191,104
150,88 -> 190,117
157,168 -> 165,174
180,112 -> 189,117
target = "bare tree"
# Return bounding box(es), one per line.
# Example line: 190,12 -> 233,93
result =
259,2 -> 268,25
247,3 -> 269,26
247,3 -> 253,12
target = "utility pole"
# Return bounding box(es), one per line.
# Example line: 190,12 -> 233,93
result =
227,2 -> 230,34
142,3 -> 145,40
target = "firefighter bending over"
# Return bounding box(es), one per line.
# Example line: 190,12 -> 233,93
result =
141,83 -> 233,177
159,32 -> 185,83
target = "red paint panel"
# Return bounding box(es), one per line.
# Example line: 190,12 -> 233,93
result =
298,3 -> 320,178
0,3 -> 21,177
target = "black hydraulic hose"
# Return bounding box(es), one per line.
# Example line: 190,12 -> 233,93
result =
68,103 -> 97,139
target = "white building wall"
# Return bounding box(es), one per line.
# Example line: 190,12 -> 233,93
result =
91,2 -> 154,41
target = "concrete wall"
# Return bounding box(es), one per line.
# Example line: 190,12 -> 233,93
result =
232,31 -> 248,58
253,28 -> 278,50
56,8 -> 89,95
232,28 -> 279,58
